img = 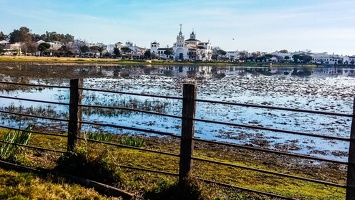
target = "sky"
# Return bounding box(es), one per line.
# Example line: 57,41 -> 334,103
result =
0,0 -> 354,55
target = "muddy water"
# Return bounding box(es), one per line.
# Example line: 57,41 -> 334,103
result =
0,64 -> 354,161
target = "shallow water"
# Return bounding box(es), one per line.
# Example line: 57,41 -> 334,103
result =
0,65 -> 354,161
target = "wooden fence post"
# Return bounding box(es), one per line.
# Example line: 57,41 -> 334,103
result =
347,97 -> 355,200
179,84 -> 197,183
67,79 -> 83,152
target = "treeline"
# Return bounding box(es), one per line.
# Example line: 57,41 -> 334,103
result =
0,26 -> 74,44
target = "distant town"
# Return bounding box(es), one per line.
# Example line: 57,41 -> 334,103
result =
0,25 -> 354,66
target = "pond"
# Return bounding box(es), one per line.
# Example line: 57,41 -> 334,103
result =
0,64 -> 354,162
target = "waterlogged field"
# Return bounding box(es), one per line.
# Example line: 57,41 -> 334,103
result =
0,64 -> 354,162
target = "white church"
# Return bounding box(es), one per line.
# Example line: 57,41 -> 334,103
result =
151,24 -> 213,61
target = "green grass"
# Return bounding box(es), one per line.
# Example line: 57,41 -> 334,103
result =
86,132 -> 114,142
119,135 -> 145,147
0,167 -> 116,200
0,128 -> 347,199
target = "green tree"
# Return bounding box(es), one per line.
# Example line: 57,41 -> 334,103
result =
97,46 -> 105,58
113,47 -> 121,57
121,47 -> 132,53
217,49 -> 227,56
80,45 -> 90,54
279,49 -> 288,53
9,27 -> 32,43
144,49 -> 151,59
38,43 -> 51,55
292,54 -> 312,63
0,31 -> 6,40
164,48 -> 173,59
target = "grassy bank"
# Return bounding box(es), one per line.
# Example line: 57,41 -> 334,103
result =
0,127 -> 346,199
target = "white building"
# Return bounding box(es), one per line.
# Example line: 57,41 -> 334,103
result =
226,51 -> 240,61
311,52 -> 342,65
172,24 -> 212,61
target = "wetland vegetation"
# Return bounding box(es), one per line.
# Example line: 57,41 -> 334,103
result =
0,62 -> 354,199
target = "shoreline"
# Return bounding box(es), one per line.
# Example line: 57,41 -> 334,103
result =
0,55 -> 320,67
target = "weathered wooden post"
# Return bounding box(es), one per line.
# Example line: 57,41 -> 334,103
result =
179,84 -> 197,184
347,97 -> 355,200
67,78 -> 83,152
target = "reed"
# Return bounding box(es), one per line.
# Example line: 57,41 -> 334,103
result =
0,125 -> 33,160
120,135 -> 145,147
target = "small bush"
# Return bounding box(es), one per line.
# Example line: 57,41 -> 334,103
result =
55,148 -> 123,185
144,176 -> 204,200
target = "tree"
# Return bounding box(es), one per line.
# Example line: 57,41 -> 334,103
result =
121,47 -> 132,54
279,49 -> 288,53
113,47 -> 121,57
292,54 -> 312,63
217,49 -> 227,56
22,41 -> 37,55
144,49 -> 151,59
164,49 -> 173,59
80,45 -> 90,54
239,51 -> 248,61
38,43 -> 51,55
97,46 -> 105,58
0,31 -> 6,40
9,27 -> 32,43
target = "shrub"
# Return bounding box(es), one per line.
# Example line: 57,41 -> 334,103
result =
55,148 -> 123,185
144,176 -> 204,200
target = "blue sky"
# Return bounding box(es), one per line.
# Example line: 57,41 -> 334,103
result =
1,0 -> 354,55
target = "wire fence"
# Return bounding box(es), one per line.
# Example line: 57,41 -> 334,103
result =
0,79 -> 354,199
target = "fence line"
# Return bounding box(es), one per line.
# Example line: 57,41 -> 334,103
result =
192,137 -> 348,165
194,117 -> 350,141
80,103 -> 182,119
0,125 -> 68,138
197,177 -> 296,200
0,95 -> 69,106
0,81 -> 70,89
191,156 -> 346,188
0,140 -> 66,154
80,87 -> 183,100
0,110 -> 70,122
0,79 -> 353,199
196,98 -> 353,117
